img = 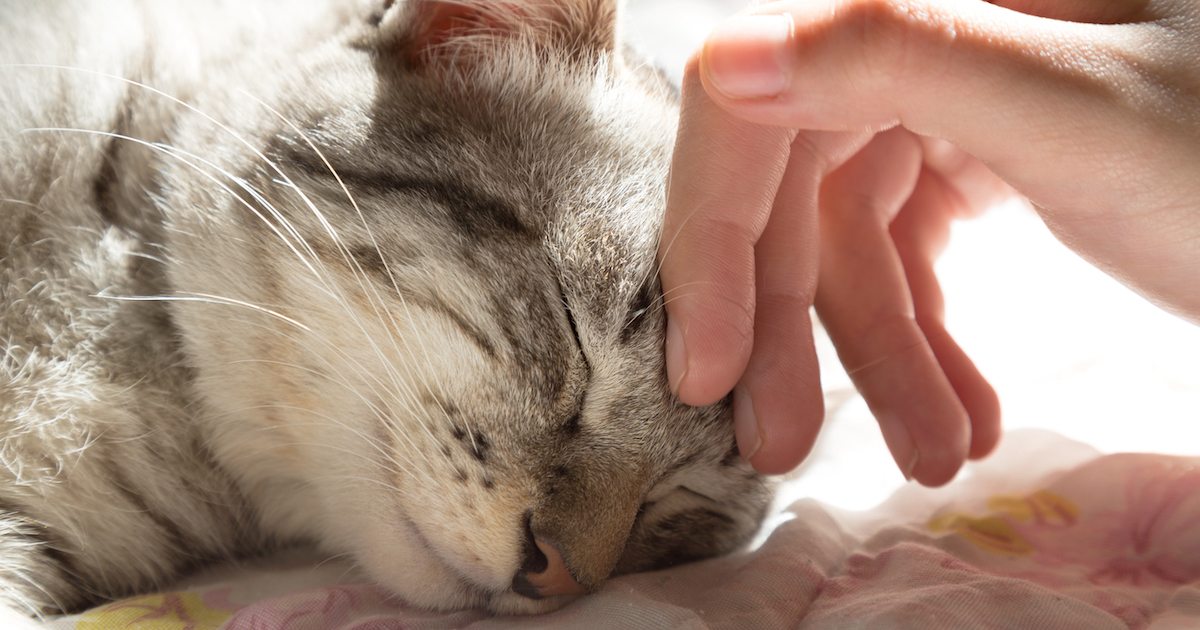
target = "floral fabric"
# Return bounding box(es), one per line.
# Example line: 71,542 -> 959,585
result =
40,430 -> 1200,630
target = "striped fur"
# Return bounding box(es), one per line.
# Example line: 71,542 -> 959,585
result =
0,0 -> 771,620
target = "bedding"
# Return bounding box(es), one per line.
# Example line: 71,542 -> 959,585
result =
40,429 -> 1200,629
21,1 -> 1200,627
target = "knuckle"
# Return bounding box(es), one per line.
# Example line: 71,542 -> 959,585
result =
840,310 -> 927,373
840,0 -> 959,93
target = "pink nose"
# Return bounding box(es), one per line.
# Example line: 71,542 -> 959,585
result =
512,537 -> 586,599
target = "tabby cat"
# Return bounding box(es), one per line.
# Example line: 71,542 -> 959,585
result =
0,0 -> 770,621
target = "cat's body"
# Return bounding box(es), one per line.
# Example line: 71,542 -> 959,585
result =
0,0 -> 769,621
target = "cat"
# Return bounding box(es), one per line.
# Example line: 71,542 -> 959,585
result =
0,0 -> 771,622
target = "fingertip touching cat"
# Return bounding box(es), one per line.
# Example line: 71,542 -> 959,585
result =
0,0 -> 771,621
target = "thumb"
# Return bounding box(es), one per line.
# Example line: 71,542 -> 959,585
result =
698,0 -> 1163,194
700,0 -> 1200,319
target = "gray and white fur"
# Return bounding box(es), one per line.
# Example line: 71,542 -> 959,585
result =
0,0 -> 770,621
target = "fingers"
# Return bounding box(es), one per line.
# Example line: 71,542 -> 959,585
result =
659,53 -> 799,409
701,0 -> 1113,129
814,128 -> 970,486
734,128 -> 872,474
698,0 -> 1171,194
918,138 -> 1016,219
700,0 -> 1200,323
662,54 -> 878,473
890,166 -> 1003,461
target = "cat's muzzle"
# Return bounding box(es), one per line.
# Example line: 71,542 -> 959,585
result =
511,513 -> 587,599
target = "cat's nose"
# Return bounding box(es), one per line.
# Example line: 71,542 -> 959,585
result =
511,518 -> 586,599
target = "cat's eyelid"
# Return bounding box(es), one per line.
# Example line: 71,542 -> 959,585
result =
678,486 -> 718,504
644,483 -> 719,506
556,281 -> 585,357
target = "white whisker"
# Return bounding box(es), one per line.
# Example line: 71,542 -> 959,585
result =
245,92 -> 459,448
98,293 -> 312,333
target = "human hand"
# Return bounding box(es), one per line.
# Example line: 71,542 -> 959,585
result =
661,81 -> 1005,485
660,0 -> 1200,482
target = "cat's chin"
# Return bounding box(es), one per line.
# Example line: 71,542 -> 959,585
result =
347,507 -> 582,616
486,591 -> 580,616
368,562 -> 580,616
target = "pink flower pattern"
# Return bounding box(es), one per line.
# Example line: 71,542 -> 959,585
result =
42,434 -> 1200,630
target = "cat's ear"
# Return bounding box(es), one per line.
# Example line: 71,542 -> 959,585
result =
380,0 -> 619,70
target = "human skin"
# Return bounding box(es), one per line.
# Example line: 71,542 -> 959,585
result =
659,0 -> 1200,484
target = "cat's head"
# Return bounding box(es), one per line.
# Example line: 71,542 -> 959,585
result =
164,0 -> 770,615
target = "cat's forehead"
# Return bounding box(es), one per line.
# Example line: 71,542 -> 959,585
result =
354,70 -> 671,303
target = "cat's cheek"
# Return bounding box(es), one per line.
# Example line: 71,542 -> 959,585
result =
348,504 -> 490,612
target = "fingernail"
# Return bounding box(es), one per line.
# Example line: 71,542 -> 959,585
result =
666,315 -> 688,395
702,14 -> 794,99
733,385 -> 762,461
902,448 -> 921,482
877,412 -> 919,481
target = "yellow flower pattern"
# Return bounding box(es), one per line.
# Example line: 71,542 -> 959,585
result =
986,490 -> 1079,525
929,490 -> 1079,556
77,592 -> 232,630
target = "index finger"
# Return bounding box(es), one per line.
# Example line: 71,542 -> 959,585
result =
659,53 -> 798,408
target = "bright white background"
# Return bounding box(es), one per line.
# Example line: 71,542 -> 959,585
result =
623,1 -> 1200,512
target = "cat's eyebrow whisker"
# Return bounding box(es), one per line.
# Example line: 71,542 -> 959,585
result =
659,292 -> 699,309
243,96 -> 400,312
625,56 -> 677,104
623,286 -> 670,332
647,184 -> 700,288
659,284 -> 723,311
659,280 -> 718,300
223,179 -> 352,307
657,284 -> 716,315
